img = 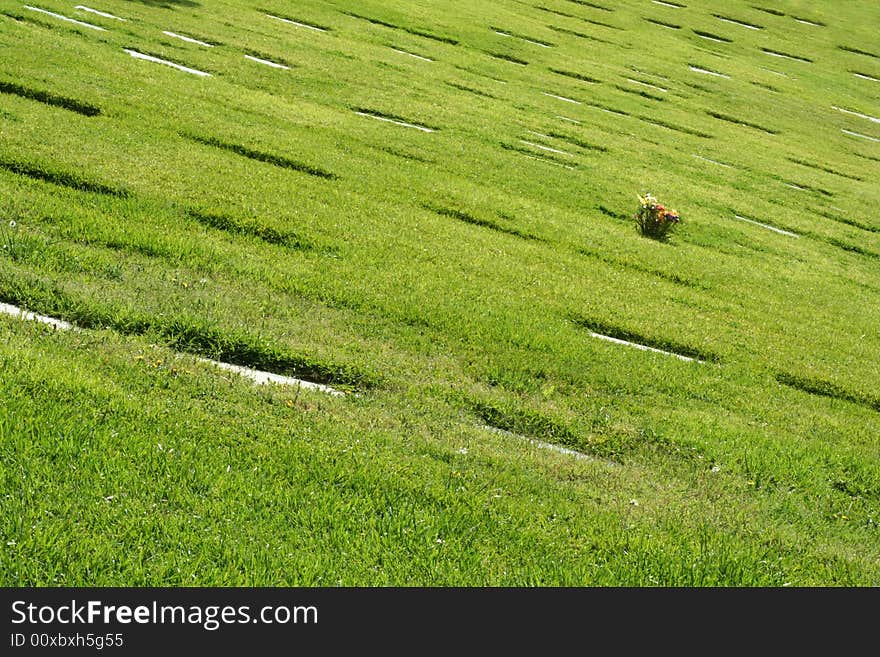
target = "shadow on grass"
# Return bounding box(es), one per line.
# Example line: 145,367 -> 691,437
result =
123,0 -> 201,8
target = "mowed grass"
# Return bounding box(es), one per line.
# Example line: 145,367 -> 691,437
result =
0,0 -> 878,585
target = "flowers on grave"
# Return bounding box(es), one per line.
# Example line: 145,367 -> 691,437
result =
635,192 -> 680,241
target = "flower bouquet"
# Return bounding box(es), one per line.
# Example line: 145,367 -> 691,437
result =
635,193 -> 680,241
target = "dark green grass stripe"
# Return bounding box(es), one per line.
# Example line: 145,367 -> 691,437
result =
500,142 -> 575,168
0,80 -> 101,116
0,157 -> 128,196
484,51 -> 529,65
705,111 -> 778,135
762,48 -> 814,63
0,287 -> 377,389
693,30 -> 732,43
826,238 -> 880,259
490,26 -> 555,47
546,24 -> 618,45
470,399 -> 582,446
185,208 -> 332,252
838,45 -> 879,59
353,107 -> 439,131
776,373 -> 880,413
645,18 -> 681,30
549,68 -> 601,84
536,6 -> 576,20
598,205 -> 629,220
183,134 -> 337,179
711,13 -> 764,29
425,204 -> 543,242
259,8 -> 331,31
546,131 -> 609,152
614,84 -> 665,101
791,16 -> 826,26
341,11 -> 458,44
570,316 -> 721,362
817,209 -> 879,233
639,115 -> 713,138
586,102 -> 630,116
576,247 -> 708,289
445,81 -> 498,99
752,6 -> 785,17
787,159 -> 864,182
581,17 -> 621,30
565,0 -> 615,13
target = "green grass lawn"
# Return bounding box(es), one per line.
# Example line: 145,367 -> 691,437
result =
1,0 -> 878,585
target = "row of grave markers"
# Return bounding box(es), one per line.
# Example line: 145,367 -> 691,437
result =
9,2 -> 877,363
